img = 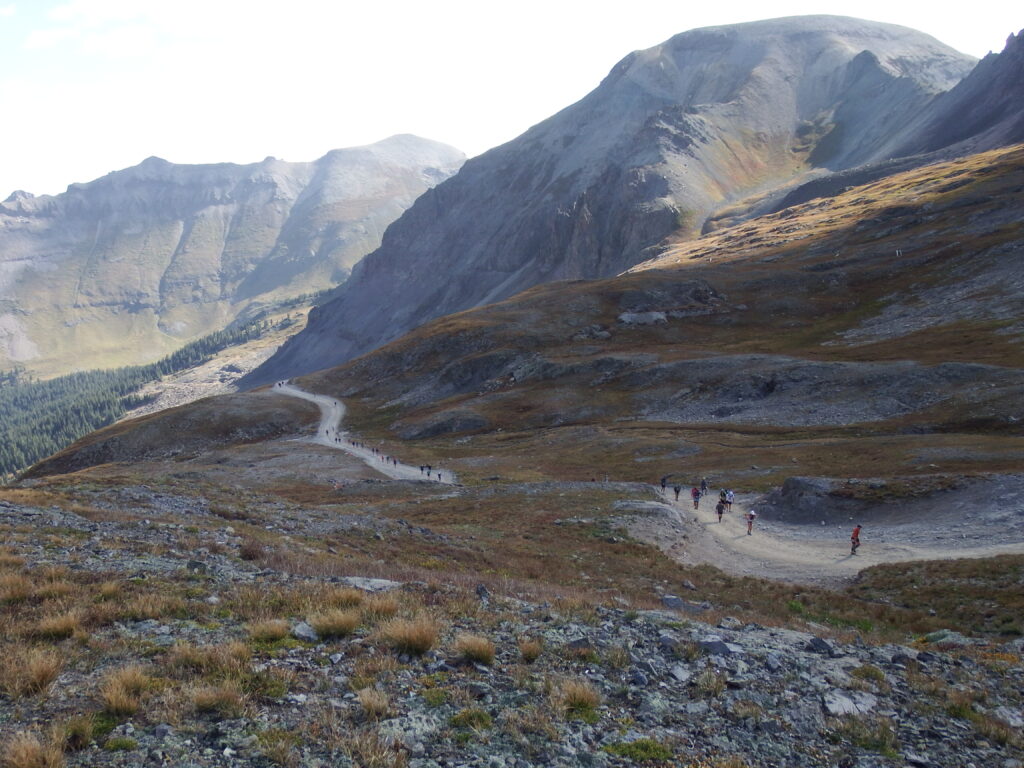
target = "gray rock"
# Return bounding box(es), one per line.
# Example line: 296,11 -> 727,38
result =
718,616 -> 743,630
291,621 -> 319,643
765,653 -> 784,672
992,705 -> 1024,728
700,637 -> 743,656
822,689 -> 878,716
669,664 -> 692,683
337,576 -> 402,592
806,637 -> 837,656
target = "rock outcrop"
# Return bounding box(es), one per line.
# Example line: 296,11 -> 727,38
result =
247,16 -> 976,386
0,135 -> 464,374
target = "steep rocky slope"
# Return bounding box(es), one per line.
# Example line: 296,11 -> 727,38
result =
43,145 -> 1024,491
247,16 -> 976,386
0,135 -> 463,375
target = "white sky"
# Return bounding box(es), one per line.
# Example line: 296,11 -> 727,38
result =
0,0 -> 1020,197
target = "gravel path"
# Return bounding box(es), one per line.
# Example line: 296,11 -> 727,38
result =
632,488 -> 1024,587
273,382 -> 456,483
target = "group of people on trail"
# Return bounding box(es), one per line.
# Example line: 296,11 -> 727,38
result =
418,465 -> 444,481
659,473 -> 866,552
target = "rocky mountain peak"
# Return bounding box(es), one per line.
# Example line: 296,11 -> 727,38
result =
246,15 -> 979,388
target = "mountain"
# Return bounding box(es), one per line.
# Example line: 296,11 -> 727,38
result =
0,135 -> 464,375
245,15 -> 977,386
889,28 -> 1024,156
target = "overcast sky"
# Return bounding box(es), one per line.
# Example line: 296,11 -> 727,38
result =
0,1 -> 1019,196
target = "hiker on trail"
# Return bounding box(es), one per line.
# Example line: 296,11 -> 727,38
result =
700,477 -> 708,494
746,509 -> 757,535
673,485 -> 681,501
660,476 -> 668,492
851,525 -> 862,555
426,465 -> 432,475
725,489 -> 734,512
716,500 -> 725,523
691,487 -> 701,509
437,472 -> 442,481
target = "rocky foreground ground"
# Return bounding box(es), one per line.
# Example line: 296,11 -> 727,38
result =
1,492 -> 1023,768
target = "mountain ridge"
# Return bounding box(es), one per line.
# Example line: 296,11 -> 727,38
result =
0,135 -> 464,375
245,15 -> 978,387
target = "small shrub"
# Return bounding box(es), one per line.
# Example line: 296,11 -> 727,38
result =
450,707 -> 493,729
35,613 -> 80,640
325,587 -> 365,608
309,609 -> 361,639
694,667 -> 725,698
603,738 -> 673,762
605,644 -> 632,670
247,620 -> 290,642
56,715 -> 93,752
518,637 -> 543,664
0,648 -> 63,697
239,540 -> 265,561
362,593 -> 400,622
422,688 -> 447,707
379,615 -> 440,656
341,728 -> 408,768
103,737 -> 138,752
454,634 -> 495,665
100,665 -> 151,716
356,687 -> 391,719
1,731 -> 63,768
258,728 -> 301,767
0,573 -> 32,603
96,581 -> 121,601
556,678 -> 601,722
192,681 -> 247,717
830,715 -> 899,757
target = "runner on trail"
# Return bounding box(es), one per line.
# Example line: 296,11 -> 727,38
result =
660,476 -> 668,492
746,509 -> 757,535
716,500 -> 725,523
690,487 -> 701,509
725,489 -> 734,512
851,525 -> 862,555
700,477 -> 708,494
673,485 -> 681,501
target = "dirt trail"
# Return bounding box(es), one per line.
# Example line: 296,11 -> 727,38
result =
273,383 -> 455,484
634,489 -> 1024,588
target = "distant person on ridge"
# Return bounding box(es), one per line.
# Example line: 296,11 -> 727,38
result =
851,524 -> 862,555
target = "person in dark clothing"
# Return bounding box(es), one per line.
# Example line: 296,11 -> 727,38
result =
716,501 -> 725,523
673,485 -> 681,501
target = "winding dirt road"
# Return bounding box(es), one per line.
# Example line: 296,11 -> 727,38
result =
634,488 -> 1024,587
274,382 -> 456,484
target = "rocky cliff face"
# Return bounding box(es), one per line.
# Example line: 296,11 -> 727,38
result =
0,135 -> 464,375
888,28 -> 1024,156
247,16 -> 976,386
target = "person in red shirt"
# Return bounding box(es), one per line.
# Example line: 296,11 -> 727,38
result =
690,487 -> 701,509
851,525 -> 862,555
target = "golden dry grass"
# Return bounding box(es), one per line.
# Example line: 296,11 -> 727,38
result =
0,731 -> 63,768
555,678 -> 601,719
518,637 -> 543,664
247,620 -> 290,642
356,687 -> 391,719
34,613 -> 81,641
378,615 -> 441,656
309,609 -> 361,639
191,681 -> 247,717
100,665 -> 151,716
0,648 -> 62,698
454,633 -> 495,665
